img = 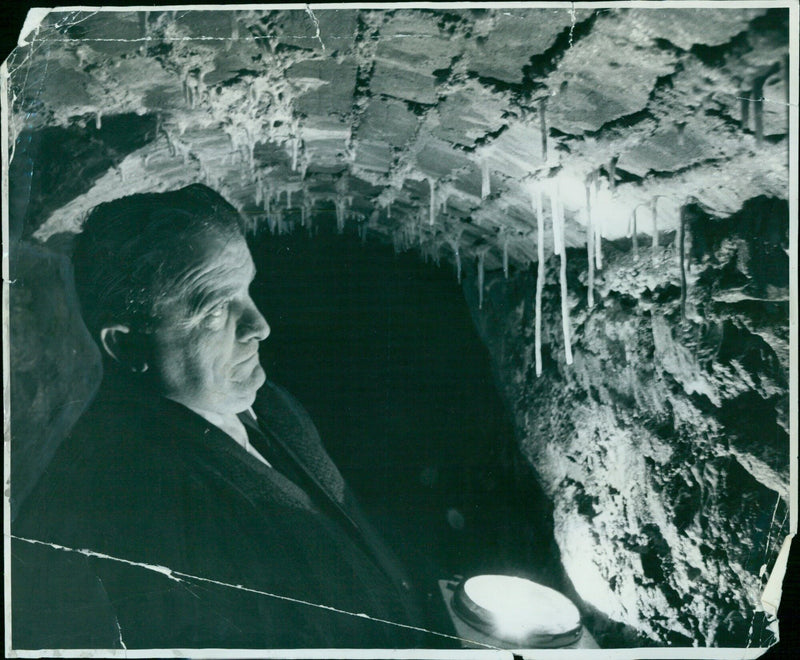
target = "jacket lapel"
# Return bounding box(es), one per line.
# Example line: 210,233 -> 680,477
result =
247,383 -> 418,595
240,409 -> 367,542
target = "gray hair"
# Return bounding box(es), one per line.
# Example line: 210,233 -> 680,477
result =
72,184 -> 246,339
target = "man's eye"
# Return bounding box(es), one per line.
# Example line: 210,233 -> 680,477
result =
206,303 -> 228,320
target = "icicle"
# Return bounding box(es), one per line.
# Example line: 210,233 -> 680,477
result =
447,235 -> 463,285
558,209 -> 573,366
593,180 -> 603,271
438,187 -> 449,214
632,207 -> 639,261
428,177 -> 436,225
535,187 -> 544,241
539,98 -> 548,161
273,209 -> 284,235
585,182 -> 594,308
387,201 -> 392,220
95,110 -> 102,130
550,184 -> 563,256
502,233 -> 509,279
477,249 -> 489,310
534,190 -> 545,377
481,160 -> 490,199
291,136 -> 299,172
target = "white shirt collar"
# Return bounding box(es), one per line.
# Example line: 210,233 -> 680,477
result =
185,405 -> 272,468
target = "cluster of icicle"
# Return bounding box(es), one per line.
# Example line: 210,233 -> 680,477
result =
529,180 -> 575,375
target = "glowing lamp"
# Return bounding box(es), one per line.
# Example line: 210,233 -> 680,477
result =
452,575 -> 582,648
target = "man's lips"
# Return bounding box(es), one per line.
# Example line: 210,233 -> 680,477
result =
236,350 -> 260,366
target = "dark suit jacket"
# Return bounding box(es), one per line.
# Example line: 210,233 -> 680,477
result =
11,372 -> 445,649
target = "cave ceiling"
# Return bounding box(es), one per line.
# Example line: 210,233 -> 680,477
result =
5,6 -> 790,271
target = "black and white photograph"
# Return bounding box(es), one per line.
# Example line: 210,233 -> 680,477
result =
2,3 -> 797,657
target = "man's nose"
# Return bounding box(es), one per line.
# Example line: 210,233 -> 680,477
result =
238,300 -> 270,342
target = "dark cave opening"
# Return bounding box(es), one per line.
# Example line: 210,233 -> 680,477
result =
248,214 -> 565,597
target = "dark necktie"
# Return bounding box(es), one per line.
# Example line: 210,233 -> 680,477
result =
237,412 -> 308,488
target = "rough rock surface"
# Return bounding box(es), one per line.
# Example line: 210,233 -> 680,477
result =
5,7 -> 790,258
9,244 -> 102,510
464,196 -> 789,647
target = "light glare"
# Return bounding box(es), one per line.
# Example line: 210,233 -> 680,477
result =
463,575 -> 581,639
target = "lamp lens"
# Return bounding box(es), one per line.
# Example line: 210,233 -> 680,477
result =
458,575 -> 581,643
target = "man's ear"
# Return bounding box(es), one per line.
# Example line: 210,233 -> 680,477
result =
99,325 -> 138,366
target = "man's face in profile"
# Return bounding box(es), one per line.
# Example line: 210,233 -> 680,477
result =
147,231 -> 270,415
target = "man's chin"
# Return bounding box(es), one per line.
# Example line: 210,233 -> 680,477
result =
251,364 -> 267,398
232,364 -> 266,410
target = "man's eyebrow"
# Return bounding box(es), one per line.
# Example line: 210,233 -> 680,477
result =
186,284 -> 237,316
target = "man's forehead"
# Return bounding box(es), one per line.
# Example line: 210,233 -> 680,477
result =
197,232 -> 253,272
170,234 -> 255,297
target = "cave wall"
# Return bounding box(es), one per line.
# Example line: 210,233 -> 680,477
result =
8,243 -> 102,509
464,197 -> 790,646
